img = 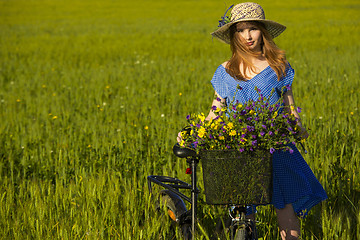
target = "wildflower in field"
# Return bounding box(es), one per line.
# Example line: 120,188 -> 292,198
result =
144,126 -> 149,130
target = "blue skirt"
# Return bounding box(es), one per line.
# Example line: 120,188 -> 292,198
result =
248,144 -> 327,217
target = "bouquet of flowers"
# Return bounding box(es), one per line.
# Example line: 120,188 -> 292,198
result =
180,86 -> 302,154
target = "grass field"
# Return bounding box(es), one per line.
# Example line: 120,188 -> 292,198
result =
0,0 -> 359,239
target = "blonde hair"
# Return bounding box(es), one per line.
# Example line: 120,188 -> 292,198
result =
226,21 -> 288,81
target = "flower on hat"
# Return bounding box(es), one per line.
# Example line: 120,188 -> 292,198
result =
218,4 -> 234,27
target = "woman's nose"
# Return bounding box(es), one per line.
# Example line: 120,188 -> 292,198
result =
244,30 -> 252,40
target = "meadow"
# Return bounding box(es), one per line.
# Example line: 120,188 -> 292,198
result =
0,0 -> 359,239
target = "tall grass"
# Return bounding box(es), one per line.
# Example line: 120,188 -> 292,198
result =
0,0 -> 359,239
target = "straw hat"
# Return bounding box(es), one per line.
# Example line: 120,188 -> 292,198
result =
211,2 -> 286,44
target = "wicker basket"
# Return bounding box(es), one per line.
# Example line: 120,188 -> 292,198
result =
200,150 -> 273,205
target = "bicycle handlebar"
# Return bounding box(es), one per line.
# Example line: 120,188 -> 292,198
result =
173,143 -> 197,158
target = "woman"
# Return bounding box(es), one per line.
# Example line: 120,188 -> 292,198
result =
207,2 -> 327,239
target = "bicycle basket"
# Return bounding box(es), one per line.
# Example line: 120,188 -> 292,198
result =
200,149 -> 272,205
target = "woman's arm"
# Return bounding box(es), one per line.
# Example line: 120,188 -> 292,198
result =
283,88 -> 309,139
205,91 -> 226,121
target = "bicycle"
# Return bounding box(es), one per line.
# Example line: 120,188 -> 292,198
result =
147,143 -> 273,240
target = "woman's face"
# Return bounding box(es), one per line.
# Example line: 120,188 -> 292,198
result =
235,22 -> 263,52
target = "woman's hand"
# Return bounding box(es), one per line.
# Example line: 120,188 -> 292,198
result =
177,131 -> 183,143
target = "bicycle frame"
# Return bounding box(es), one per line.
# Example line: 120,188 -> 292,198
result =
147,144 -> 258,240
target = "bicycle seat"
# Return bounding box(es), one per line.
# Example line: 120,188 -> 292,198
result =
173,143 -> 197,158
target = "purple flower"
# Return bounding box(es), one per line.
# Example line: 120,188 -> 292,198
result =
233,114 -> 237,119
269,131 -> 274,136
251,140 -> 257,146
211,105 -> 217,111
193,141 -> 198,148
254,117 -> 259,121
297,107 -> 302,113
262,124 -> 267,129
216,97 -> 221,102
239,148 -> 244,152
226,145 -> 231,149
186,115 -> 190,120
252,135 -> 257,139
196,124 -> 201,128
288,127 -> 293,131
247,126 -> 255,132
247,117 -> 252,121
271,123 -> 275,127
250,147 -> 254,151
241,134 -> 246,138
289,148 -> 294,154
260,131 -> 265,136
285,85 -> 291,91
270,148 -> 275,154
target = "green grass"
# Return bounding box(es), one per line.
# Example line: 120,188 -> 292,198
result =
0,0 -> 359,239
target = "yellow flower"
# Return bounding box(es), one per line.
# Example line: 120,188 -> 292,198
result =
144,126 -> 149,130
211,122 -> 219,130
181,131 -> 189,139
272,111 -> 278,119
198,126 -> 206,138
229,130 -> 236,136
219,136 -> 225,140
227,122 -> 234,130
249,110 -> 256,115
198,113 -> 205,122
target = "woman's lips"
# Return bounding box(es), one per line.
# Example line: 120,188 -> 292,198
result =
246,41 -> 254,46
